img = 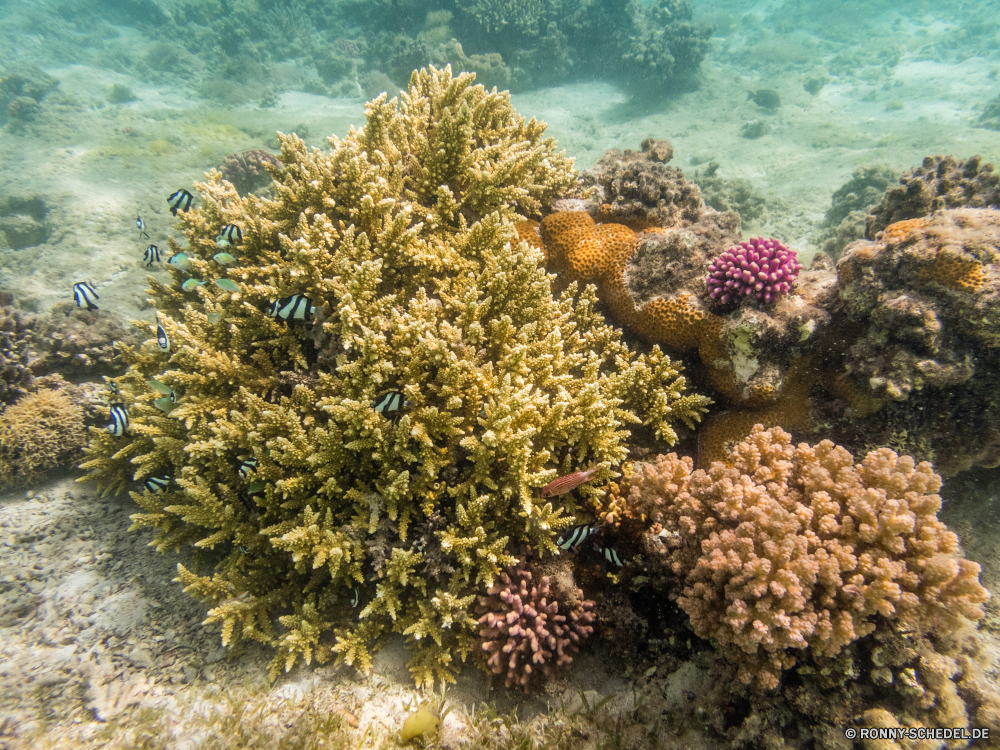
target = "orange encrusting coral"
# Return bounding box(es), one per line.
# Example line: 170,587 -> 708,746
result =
917,249 -> 987,293
881,217 -> 927,245
538,211 -> 722,356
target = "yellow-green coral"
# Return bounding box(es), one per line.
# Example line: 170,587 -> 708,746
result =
80,65 -> 710,687
0,383 -> 86,487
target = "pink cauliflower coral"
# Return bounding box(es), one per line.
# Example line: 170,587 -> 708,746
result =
706,236 -> 802,304
476,556 -> 595,692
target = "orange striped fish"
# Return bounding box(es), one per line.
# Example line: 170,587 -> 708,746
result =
540,466 -> 600,498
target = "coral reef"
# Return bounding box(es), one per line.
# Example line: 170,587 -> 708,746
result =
866,155 -> 1000,239
537,198 -> 839,408
835,207 -> 1000,474
0,304 -> 42,404
41,307 -> 137,380
79,66 -> 710,688
573,138 -> 703,230
219,149 -> 282,196
0,378 -> 87,488
475,552 -> 595,691
632,424 -> 990,690
691,161 -> 768,225
815,164 -> 897,259
706,237 -> 803,305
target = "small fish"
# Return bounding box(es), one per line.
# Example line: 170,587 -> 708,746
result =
148,379 -> 176,399
237,544 -> 250,555
73,281 -> 99,311
206,312 -> 221,323
143,244 -> 161,267
214,278 -> 240,292
213,252 -> 237,265
238,457 -> 257,479
168,253 -> 192,272
246,481 -> 266,495
155,316 -> 169,352
350,586 -> 360,608
747,89 -> 781,110
216,224 -> 242,247
153,397 -> 177,413
136,213 -> 150,240
603,546 -> 625,568
557,523 -> 600,552
268,294 -> 315,322
373,391 -> 410,422
181,279 -> 206,291
107,405 -> 129,436
108,381 -> 120,396
167,188 -> 194,216
541,466 -> 600,498
144,476 -> 170,492
237,491 -> 260,518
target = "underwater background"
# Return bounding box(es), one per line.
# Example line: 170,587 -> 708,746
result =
1,0 -> 1000,748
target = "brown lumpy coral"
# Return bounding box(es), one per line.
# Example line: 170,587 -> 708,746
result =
475,552 -> 595,692
0,304 -> 41,404
866,154 -> 1000,238
632,425 -> 990,690
839,208 -> 1000,401
219,149 -> 281,196
575,137 -> 703,230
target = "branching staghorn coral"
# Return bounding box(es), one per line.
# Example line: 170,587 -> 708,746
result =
80,65 -> 710,688
629,424 -> 990,690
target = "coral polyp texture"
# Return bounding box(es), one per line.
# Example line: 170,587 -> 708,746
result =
706,237 -> 803,305
475,553 -> 595,692
632,425 -> 990,690
79,65 -> 711,688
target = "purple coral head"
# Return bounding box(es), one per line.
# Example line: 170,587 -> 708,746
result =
706,237 -> 802,305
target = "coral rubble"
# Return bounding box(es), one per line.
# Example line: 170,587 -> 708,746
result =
80,66 -> 710,688
631,424 -> 990,690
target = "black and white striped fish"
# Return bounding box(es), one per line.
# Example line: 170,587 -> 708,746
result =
268,294 -> 315,322
155,316 -> 169,352
144,476 -> 170,492
373,391 -> 410,422
73,281 -> 99,311
136,213 -> 150,240
602,546 -> 625,567
107,405 -> 129,436
217,224 -> 242,246
167,188 -> 194,216
237,491 -> 260,518
556,523 -> 600,552
143,244 -> 161,267
238,457 -> 257,479
350,586 -> 360,608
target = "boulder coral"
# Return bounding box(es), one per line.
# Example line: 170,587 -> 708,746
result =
629,425 -> 990,690
865,154 -> 1000,239
836,207 -> 1000,474
79,66 -> 710,688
